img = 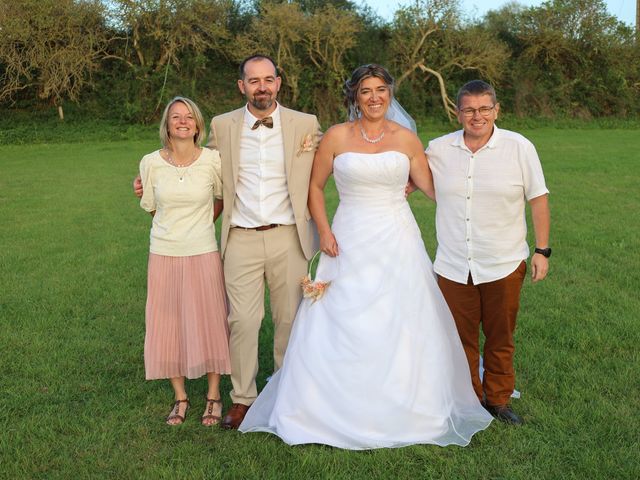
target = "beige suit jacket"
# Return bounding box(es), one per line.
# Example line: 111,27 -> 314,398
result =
206,105 -> 321,260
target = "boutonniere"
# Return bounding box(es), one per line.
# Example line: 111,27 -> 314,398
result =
296,133 -> 315,156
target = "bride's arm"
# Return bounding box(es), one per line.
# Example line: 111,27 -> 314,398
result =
406,133 -> 435,201
308,128 -> 339,257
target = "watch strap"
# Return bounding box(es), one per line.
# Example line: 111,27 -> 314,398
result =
534,247 -> 552,258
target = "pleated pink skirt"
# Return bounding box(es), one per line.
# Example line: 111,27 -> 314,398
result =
144,251 -> 231,380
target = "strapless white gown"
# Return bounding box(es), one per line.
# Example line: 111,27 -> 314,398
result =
239,151 -> 492,449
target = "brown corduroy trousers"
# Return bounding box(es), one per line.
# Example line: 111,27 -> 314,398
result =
437,261 -> 527,406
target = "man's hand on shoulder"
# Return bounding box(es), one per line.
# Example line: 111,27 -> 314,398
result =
133,175 -> 143,198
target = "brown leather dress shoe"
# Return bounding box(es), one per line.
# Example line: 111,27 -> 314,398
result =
221,403 -> 250,430
484,403 -> 524,426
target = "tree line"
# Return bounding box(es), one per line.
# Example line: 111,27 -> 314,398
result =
1,0 -> 638,124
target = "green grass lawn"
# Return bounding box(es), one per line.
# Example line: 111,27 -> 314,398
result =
1,128 -> 639,478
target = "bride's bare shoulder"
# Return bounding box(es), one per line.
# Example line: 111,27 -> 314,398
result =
323,122 -> 353,137
387,120 -> 414,136
319,122 -> 354,148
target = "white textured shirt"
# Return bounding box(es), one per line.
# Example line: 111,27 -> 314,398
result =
231,104 -> 295,228
427,126 -> 549,285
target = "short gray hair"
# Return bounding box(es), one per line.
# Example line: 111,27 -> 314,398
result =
456,80 -> 497,108
159,97 -> 206,148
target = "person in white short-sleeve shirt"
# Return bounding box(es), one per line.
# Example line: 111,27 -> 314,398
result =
427,80 -> 551,426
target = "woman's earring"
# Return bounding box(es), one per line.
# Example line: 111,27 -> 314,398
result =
348,104 -> 360,121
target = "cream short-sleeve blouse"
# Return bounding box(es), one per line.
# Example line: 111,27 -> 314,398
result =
139,148 -> 223,257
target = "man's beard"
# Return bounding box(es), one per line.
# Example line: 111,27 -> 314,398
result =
250,92 -> 274,111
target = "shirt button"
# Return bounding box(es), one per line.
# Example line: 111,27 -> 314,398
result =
466,218 -> 470,221
467,176 -> 471,179
466,238 -> 470,242
466,196 -> 470,199
468,257 -> 471,260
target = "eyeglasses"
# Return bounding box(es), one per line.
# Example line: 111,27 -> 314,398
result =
459,105 -> 495,118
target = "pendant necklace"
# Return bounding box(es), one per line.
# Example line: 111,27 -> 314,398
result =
359,121 -> 385,144
165,148 -> 198,182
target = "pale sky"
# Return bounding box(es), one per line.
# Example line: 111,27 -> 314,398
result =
361,0 -> 636,26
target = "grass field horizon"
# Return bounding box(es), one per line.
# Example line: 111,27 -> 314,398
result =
1,127 -> 638,478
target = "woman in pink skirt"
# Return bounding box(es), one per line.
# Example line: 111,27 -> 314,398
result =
139,97 -> 231,426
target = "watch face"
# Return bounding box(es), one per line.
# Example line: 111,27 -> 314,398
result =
535,247 -> 552,258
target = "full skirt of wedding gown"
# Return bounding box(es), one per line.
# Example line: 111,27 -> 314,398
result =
239,151 -> 492,449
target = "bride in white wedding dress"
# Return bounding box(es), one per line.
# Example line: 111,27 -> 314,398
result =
239,65 -> 492,449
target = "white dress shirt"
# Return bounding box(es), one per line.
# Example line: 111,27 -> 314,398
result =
427,126 -> 549,285
231,103 -> 295,228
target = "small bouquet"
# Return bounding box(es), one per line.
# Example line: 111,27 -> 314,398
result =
300,251 -> 330,303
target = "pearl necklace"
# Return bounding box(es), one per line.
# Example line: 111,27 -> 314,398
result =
165,148 -> 199,182
359,121 -> 385,144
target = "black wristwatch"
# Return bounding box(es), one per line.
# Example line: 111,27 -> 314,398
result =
534,247 -> 552,258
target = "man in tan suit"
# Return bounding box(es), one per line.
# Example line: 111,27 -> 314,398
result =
208,55 -> 319,428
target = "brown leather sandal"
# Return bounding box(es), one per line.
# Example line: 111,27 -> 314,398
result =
201,397 -> 223,427
166,398 -> 190,425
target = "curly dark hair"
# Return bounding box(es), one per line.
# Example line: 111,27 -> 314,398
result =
343,64 -> 395,119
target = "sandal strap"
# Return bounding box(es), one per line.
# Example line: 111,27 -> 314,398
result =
202,397 -> 222,425
202,415 -> 221,421
204,397 -> 222,416
166,413 -> 186,422
166,398 -> 190,424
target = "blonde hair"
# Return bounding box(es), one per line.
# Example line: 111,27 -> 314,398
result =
159,96 -> 206,148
